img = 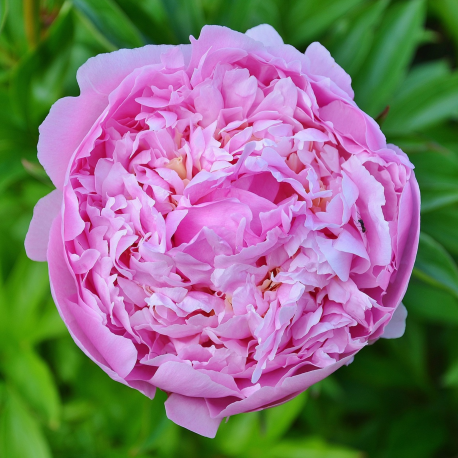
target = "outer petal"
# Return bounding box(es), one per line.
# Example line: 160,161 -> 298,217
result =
39,44 -> 191,190
76,44 -> 190,96
47,217 -> 138,381
382,303 -> 408,339
25,189 -> 62,261
207,355 -> 354,419
320,100 -> 386,152
304,42 -> 354,100
165,394 -> 221,438
151,361 -> 241,398
188,25 -> 264,71
383,173 -> 421,310
245,24 -> 284,47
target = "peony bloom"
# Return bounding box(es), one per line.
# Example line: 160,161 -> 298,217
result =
25,24 -> 420,437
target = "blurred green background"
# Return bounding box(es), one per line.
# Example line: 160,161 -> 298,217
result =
1,0 -> 458,457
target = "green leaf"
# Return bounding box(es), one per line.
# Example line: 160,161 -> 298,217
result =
0,0 -> 28,58
28,302 -> 67,344
0,0 -> 8,34
404,279 -> 458,326
115,0 -> 176,44
430,0 -> 458,60
217,411 -> 260,456
72,0 -> 144,49
159,0 -> 205,43
413,232 -> 458,298
383,409 -> 446,458
264,393 -> 307,442
10,2 -> 75,129
384,61 -> 458,134
352,0 -> 426,116
2,347 -> 61,428
218,0 -> 281,35
0,389 -> 52,458
265,438 -> 362,458
286,0 -> 365,47
217,393 -> 307,455
421,205 -> 458,256
329,0 -> 390,76
443,359 -> 458,387
421,189 -> 458,213
2,256 -> 50,340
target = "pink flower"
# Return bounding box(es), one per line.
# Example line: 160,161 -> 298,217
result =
25,24 -> 420,437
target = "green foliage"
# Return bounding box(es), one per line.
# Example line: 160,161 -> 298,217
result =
0,0 -> 458,457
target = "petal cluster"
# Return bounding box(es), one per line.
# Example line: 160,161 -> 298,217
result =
25,24 -> 420,437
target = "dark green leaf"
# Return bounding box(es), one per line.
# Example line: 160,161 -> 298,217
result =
265,438 -> 362,458
384,61 -> 458,134
218,0 -> 281,35
413,232 -> 458,298
383,409 -> 446,458
404,279 -> 458,326
430,0 -> 458,60
159,0 -> 205,43
443,359 -> 458,387
352,0 -> 426,116
115,0 -> 176,44
72,0 -> 144,49
329,0 -> 390,76
286,0 -> 365,47
421,205 -> 458,256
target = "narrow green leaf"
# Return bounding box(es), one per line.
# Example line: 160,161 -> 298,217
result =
0,389 -> 52,458
329,0 -> 390,76
159,0 -> 205,43
386,60 -> 449,105
115,0 -> 176,44
1,0 -> 28,58
352,0 -> 426,116
265,438 -> 362,458
0,0 -> 8,34
2,348 -> 61,428
10,2 -> 75,129
72,0 -> 144,49
430,0 -> 458,61
286,0 -> 365,47
264,393 -> 307,442
384,61 -> 458,134
421,190 -> 458,213
413,232 -> 458,298
218,0 -> 281,35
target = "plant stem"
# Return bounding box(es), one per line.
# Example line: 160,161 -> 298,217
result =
23,0 -> 39,48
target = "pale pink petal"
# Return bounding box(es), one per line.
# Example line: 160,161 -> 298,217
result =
381,303 -> 408,339
245,24 -> 284,47
304,42 -> 354,99
165,394 -> 221,438
25,189 -> 62,261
